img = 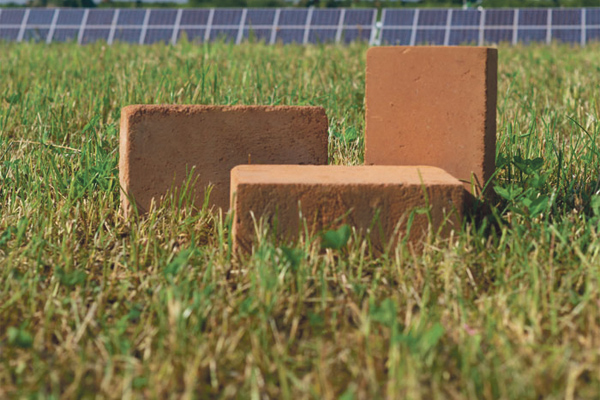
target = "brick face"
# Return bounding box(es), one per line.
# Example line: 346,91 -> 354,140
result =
231,165 -> 464,252
365,46 -> 497,197
119,105 -> 328,216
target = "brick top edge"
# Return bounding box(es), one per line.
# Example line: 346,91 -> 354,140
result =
368,46 -> 498,54
231,165 -> 462,186
122,104 -> 326,118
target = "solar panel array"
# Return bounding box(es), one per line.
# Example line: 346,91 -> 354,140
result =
0,8 -> 599,46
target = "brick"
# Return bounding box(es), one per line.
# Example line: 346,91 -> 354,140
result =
365,46 -> 497,197
231,165 -> 464,252
119,105 -> 328,215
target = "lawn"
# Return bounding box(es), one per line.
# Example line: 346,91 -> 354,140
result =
1,40 -> 599,399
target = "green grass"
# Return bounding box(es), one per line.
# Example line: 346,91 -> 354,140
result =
1,40 -> 600,399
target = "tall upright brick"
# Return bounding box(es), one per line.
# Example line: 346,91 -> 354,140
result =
119,105 -> 328,215
365,46 -> 497,197
231,165 -> 464,252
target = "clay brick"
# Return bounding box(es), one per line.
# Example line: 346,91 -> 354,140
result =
119,105 -> 328,215
365,46 -> 497,197
231,165 -> 464,252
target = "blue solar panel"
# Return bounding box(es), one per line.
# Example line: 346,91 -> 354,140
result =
344,10 -> 374,27
451,10 -> 480,26
519,9 -> 548,26
209,28 -> 237,42
383,9 -> 415,26
552,9 -> 581,26
23,28 -> 49,42
418,10 -> 448,26
380,29 -> 412,45
0,29 -> 19,41
81,29 -> 110,44
449,29 -> 479,45
148,10 -> 177,26
484,29 -> 513,43
485,10 -> 514,26
117,10 -> 145,26
278,10 -> 308,26
415,29 -> 445,44
308,29 -> 337,43
311,10 -> 341,26
56,10 -> 84,26
212,9 -> 242,26
243,28 -> 271,42
517,29 -> 546,43
86,10 -> 115,26
275,28 -> 304,43
178,28 -> 206,42
245,9 -> 275,26
113,28 -> 142,43
180,10 -> 210,26
0,9 -> 25,25
586,9 -> 600,25
26,10 -> 54,26
144,29 -> 173,44
586,29 -> 600,43
552,29 -> 581,43
341,28 -> 372,44
52,28 -> 79,42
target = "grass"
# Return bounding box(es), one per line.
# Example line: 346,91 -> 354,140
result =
1,40 -> 600,399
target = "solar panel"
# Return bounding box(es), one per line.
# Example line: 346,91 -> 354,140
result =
311,9 -> 341,26
485,10 -> 514,26
212,9 -> 242,25
278,10 -> 308,26
275,28 -> 305,44
552,9 -> 581,26
380,29 -> 412,45
382,9 -> 415,26
586,29 -> 600,43
551,29 -> 581,43
148,9 -> 178,26
52,28 -> 79,42
341,28 -> 372,44
308,29 -> 337,44
415,29 -> 445,44
242,28 -> 271,42
344,9 -> 375,27
245,9 -> 275,26
26,9 -> 54,26
113,28 -> 142,43
519,9 -> 548,26
23,28 -> 49,42
418,10 -> 448,26
57,9 -> 84,26
178,28 -> 206,42
484,29 -> 513,44
0,9 -> 25,25
86,10 -> 115,26
586,9 -> 600,25
209,28 -> 237,42
449,29 -> 479,45
0,29 -> 19,41
517,29 -> 546,43
81,29 -> 110,44
143,29 -> 171,44
117,10 -> 145,26
180,10 -> 210,26
451,10 -> 480,26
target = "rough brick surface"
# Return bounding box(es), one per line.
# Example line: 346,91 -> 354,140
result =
119,105 -> 328,215
231,165 -> 464,252
365,46 -> 497,196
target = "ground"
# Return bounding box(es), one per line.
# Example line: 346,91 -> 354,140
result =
1,41 -> 599,399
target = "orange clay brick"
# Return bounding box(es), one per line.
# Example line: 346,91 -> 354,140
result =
365,46 -> 497,197
119,105 -> 328,216
231,165 -> 464,252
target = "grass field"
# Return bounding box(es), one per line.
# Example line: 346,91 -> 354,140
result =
1,40 -> 600,399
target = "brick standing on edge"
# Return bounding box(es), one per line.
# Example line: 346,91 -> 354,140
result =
119,105 -> 328,216
365,46 -> 497,197
231,165 -> 464,253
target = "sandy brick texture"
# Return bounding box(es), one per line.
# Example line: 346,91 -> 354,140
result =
231,165 -> 464,253
119,105 -> 328,216
365,46 -> 497,197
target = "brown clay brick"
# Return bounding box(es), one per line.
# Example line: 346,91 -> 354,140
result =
365,46 -> 497,197
231,165 -> 464,252
119,105 -> 328,216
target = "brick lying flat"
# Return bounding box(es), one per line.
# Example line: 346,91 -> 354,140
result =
231,165 -> 464,252
119,105 -> 328,216
365,46 -> 497,197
